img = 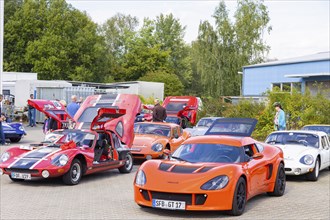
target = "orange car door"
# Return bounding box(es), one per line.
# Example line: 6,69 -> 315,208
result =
244,145 -> 268,198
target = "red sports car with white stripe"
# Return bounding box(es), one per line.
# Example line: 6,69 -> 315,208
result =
0,94 -> 142,185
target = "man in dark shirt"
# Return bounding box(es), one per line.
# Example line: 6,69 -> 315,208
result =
152,99 -> 167,122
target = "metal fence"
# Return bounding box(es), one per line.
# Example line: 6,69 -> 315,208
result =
35,87 -> 95,123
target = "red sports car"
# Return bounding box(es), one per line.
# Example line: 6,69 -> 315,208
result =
162,96 -> 199,128
134,118 -> 286,215
0,108 -> 134,185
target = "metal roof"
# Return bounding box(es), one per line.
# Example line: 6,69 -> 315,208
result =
285,72 -> 330,78
244,51 -> 330,68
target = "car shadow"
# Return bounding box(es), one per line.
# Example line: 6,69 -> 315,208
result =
10,166 -> 139,187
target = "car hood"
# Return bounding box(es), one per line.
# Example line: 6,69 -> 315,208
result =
276,144 -> 318,159
133,134 -> 168,146
139,160 -> 239,192
8,145 -> 64,169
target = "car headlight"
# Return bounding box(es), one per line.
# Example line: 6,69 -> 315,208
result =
0,152 -> 10,163
135,170 -> 146,186
52,154 -> 69,166
300,155 -> 314,165
151,143 -> 163,152
201,175 -> 229,190
19,126 -> 24,131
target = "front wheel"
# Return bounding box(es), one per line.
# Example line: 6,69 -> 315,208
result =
118,152 -> 133,173
306,158 -> 320,181
10,137 -> 21,143
267,163 -> 286,196
62,159 -> 82,185
228,177 -> 246,216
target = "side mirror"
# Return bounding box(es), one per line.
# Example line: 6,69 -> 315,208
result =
252,152 -> 264,160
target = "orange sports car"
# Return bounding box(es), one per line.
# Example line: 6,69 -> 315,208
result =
131,122 -> 190,160
134,118 -> 285,216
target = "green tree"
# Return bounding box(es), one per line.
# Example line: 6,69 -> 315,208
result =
4,0 -> 107,82
154,14 -> 192,89
99,13 -> 139,81
139,70 -> 184,96
190,0 -> 271,97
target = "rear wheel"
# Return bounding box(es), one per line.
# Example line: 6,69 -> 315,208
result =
62,159 -> 82,185
306,158 -> 320,181
267,163 -> 286,196
119,152 -> 133,173
228,177 -> 246,216
10,137 -> 21,143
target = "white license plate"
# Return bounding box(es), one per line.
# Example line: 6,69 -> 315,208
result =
11,172 -> 31,180
152,199 -> 186,210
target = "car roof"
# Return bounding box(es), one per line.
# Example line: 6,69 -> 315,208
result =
303,124 -> 330,127
183,135 -> 256,147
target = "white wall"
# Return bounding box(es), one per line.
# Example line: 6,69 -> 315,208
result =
105,81 -> 164,100
14,80 -> 72,108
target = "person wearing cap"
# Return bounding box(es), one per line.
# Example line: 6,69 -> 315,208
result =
273,102 -> 286,131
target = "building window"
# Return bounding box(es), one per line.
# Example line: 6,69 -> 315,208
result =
292,82 -> 302,92
282,83 -> 291,92
271,82 -> 302,93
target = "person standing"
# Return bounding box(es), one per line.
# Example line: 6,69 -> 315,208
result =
273,102 -> 286,131
152,98 -> 167,122
43,115 -> 50,134
67,95 -> 80,118
27,94 -> 36,127
0,95 -> 7,145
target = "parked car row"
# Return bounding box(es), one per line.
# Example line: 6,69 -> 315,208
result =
0,94 -> 329,216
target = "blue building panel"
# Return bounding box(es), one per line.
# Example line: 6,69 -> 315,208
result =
242,59 -> 330,96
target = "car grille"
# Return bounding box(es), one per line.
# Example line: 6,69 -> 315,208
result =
4,168 -> 39,174
285,168 -> 292,171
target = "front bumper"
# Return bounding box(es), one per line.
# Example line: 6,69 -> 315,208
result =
134,185 -> 234,211
284,159 -> 313,175
0,166 -> 69,179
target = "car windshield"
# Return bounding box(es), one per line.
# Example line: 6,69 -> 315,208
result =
197,118 -> 214,127
266,132 -> 319,148
165,116 -> 181,125
165,102 -> 186,112
172,143 -> 243,163
134,123 -> 171,137
77,105 -> 113,122
47,130 -> 96,147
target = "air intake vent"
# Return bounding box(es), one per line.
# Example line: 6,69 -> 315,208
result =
159,163 -> 173,171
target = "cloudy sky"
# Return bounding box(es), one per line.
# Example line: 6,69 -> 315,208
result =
67,0 -> 330,60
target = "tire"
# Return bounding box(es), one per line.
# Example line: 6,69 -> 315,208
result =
267,163 -> 286,196
9,175 -> 25,182
228,177 -> 246,216
10,137 -> 21,143
118,152 -> 133,173
62,159 -> 82,185
306,158 -> 320,181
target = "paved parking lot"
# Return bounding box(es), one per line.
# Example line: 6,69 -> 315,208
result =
0,126 -> 329,219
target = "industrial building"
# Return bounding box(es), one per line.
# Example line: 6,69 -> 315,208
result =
242,51 -> 330,98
